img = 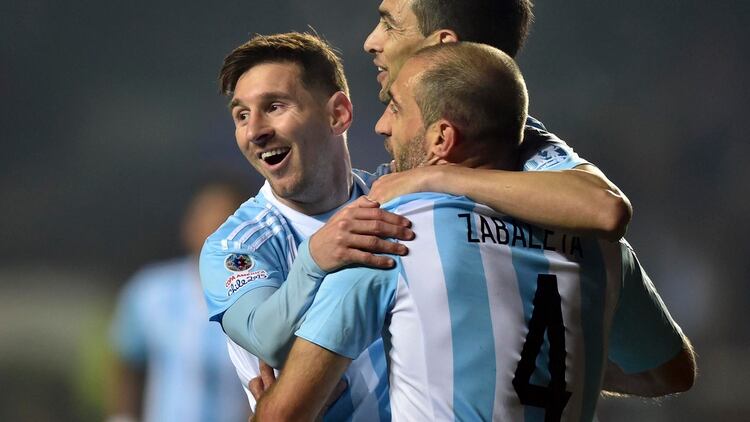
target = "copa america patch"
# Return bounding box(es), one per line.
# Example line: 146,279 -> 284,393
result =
225,270 -> 269,296
224,253 -> 254,272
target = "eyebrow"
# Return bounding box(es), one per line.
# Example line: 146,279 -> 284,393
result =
379,8 -> 396,24
228,92 -> 294,110
387,89 -> 401,108
228,98 -> 242,110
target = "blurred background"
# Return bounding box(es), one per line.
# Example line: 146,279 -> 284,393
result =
1,1 -> 747,420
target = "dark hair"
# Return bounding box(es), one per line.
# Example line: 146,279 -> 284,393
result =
411,0 -> 534,57
219,32 -> 349,97
412,42 -> 528,149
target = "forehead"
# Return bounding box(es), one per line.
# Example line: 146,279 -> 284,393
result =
232,61 -> 307,102
380,0 -> 417,22
392,58 -> 424,99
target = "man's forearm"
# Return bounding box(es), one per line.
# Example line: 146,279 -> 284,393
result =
427,164 -> 632,240
603,345 -> 696,397
254,338 -> 351,421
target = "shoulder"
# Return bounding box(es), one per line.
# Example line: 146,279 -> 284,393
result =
382,192 -> 479,216
204,196 -> 292,255
122,257 -> 191,296
200,196 -> 295,321
520,121 -> 589,171
353,167 -> 391,190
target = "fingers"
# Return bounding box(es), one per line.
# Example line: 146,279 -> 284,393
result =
351,207 -> 411,228
351,195 -> 380,208
248,376 -> 265,401
350,219 -> 414,241
346,249 -> 397,269
259,361 -> 276,389
349,235 -> 408,257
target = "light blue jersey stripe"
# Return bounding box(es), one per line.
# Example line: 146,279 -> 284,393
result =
434,204 -> 496,421
509,223 -> 551,422
159,279 -> 188,422
200,322 -> 220,422
368,339 -> 391,422
578,239 -> 607,422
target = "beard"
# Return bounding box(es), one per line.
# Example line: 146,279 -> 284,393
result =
392,130 -> 429,172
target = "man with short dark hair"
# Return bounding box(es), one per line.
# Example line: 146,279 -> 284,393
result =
253,42 -> 694,422
201,32 -> 413,420
364,0 -> 633,242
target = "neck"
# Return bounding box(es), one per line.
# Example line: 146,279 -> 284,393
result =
275,141 -> 353,216
441,145 -> 518,171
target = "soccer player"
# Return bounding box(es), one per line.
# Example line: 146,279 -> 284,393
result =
363,0 -> 632,241
200,33 -> 410,420
253,42 -> 695,422
108,181 -> 250,422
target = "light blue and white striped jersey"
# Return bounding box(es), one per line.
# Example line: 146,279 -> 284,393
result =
296,192 -> 684,422
110,257 -> 249,422
200,122 -> 587,420
201,170 -> 391,421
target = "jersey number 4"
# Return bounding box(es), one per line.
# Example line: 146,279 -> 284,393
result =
512,274 -> 572,422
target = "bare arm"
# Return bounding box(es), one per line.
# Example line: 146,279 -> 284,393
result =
367,163 -> 632,241
253,339 -> 351,422
603,342 -> 696,397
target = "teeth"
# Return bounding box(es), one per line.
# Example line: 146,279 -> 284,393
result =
260,148 -> 289,160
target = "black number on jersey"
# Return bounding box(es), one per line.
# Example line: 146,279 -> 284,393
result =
512,274 -> 572,422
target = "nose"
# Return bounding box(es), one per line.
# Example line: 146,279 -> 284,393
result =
244,112 -> 274,146
375,107 -> 391,138
364,24 -> 382,54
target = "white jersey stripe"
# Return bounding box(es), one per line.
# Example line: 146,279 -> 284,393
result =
479,238 -> 526,422
391,199 -> 453,420
225,208 -> 271,241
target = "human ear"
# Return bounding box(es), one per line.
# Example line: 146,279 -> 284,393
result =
428,119 -> 458,159
326,91 -> 353,135
425,29 -> 459,46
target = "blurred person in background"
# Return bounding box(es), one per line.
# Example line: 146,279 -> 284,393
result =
107,180 -> 250,422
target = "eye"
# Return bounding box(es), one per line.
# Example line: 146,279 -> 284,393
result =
268,102 -> 285,113
233,109 -> 250,125
380,18 -> 393,31
388,102 -> 398,114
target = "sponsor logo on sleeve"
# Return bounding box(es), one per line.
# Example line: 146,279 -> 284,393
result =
225,253 -> 254,272
224,270 -> 269,297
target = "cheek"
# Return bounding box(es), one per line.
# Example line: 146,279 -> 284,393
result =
234,127 -> 245,147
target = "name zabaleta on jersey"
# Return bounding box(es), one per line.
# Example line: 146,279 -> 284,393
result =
458,213 -> 584,258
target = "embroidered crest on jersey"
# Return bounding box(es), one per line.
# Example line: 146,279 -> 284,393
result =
224,253 -> 254,272
225,270 -> 269,296
528,144 -> 569,170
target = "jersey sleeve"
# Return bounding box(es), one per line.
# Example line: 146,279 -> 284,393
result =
200,206 -> 294,323
109,273 -> 149,364
353,164 -> 392,188
520,126 -> 589,171
295,264 -> 399,360
221,240 -> 329,368
608,245 -> 685,373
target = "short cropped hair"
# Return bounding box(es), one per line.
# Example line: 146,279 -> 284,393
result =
411,0 -> 534,58
219,32 -> 349,98
412,42 -> 528,148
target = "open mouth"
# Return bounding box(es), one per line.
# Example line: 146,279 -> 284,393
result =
376,66 -> 387,83
259,147 -> 291,166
